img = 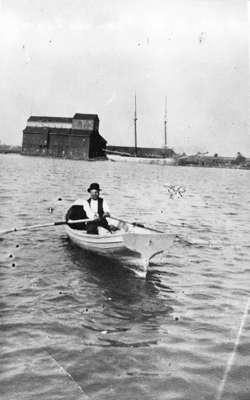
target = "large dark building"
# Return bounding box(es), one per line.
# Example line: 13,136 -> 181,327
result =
22,113 -> 107,160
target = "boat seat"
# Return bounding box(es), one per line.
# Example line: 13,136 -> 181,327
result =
98,225 -> 120,235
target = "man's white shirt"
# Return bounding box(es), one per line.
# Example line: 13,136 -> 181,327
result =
73,198 -> 110,219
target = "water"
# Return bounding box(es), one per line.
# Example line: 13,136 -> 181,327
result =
1,154 -> 250,400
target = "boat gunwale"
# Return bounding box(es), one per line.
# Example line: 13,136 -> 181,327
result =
65,225 -> 162,242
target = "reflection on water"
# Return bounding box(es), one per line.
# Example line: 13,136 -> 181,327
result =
1,154 -> 250,400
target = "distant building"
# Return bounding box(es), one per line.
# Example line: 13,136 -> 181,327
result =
22,113 -> 107,160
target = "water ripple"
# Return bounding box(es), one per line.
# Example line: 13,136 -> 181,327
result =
1,155 -> 250,400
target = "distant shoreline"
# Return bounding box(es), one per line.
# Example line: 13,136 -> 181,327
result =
0,145 -> 249,170
0,145 -> 22,154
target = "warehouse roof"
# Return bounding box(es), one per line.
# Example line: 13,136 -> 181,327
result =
28,114 -> 99,123
73,113 -> 99,120
28,116 -> 72,123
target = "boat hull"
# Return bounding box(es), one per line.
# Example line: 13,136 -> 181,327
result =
65,221 -> 176,276
107,154 -> 176,165
65,226 -> 149,274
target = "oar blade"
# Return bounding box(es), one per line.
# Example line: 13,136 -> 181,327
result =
0,222 -> 59,237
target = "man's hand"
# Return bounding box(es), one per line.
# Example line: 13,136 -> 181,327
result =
94,213 -> 100,220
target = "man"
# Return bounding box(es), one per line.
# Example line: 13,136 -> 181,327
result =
66,182 -> 111,234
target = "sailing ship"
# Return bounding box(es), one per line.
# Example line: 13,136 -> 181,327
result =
106,96 -> 176,165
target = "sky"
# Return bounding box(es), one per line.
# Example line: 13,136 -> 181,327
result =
0,0 -> 249,156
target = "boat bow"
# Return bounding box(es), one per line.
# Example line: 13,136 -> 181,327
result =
122,232 -> 176,261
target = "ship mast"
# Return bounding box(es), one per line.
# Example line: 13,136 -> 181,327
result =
164,96 -> 167,148
134,94 -> 137,156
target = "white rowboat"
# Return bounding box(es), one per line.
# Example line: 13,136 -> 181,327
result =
65,217 -> 176,276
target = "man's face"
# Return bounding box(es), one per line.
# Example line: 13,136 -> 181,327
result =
90,189 -> 99,200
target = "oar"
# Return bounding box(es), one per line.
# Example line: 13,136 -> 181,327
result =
110,216 -> 164,233
0,218 -> 92,236
111,216 -> 209,246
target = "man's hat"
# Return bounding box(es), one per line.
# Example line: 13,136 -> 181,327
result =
87,182 -> 101,192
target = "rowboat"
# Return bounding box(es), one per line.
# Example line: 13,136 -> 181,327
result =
65,217 -> 176,276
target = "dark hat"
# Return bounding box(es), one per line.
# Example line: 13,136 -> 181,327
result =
87,182 -> 101,192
